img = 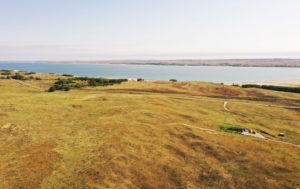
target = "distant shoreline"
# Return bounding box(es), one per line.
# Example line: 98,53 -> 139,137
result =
1,58 -> 300,68
1,68 -> 299,86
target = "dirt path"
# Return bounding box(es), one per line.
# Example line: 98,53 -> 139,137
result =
14,80 -> 45,91
241,130 -> 266,139
173,123 -> 300,148
223,101 -> 230,112
221,101 -> 300,147
173,95 -> 300,110
167,123 -> 218,134
97,89 -> 300,109
229,101 -> 300,109
266,139 -> 300,148
92,89 -> 300,109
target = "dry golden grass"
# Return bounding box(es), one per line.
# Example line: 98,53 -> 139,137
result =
0,74 -> 300,189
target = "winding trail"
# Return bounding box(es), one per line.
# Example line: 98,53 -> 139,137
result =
223,101 -> 230,112
167,123 -> 218,135
172,123 -> 300,148
221,101 -> 300,148
90,89 -> 300,109
14,80 -> 45,91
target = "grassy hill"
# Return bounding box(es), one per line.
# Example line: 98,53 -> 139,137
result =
0,71 -> 299,189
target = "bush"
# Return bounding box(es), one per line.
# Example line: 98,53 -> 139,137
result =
62,74 -> 74,77
75,77 -> 128,86
63,86 -> 70,91
241,84 -> 261,88
1,70 -> 11,76
48,86 -> 56,92
137,78 -> 144,82
48,77 -> 128,92
24,72 -> 36,75
48,79 -> 79,92
11,73 -> 26,80
169,79 -> 177,82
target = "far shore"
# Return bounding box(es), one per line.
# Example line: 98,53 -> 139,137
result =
1,58 -> 300,68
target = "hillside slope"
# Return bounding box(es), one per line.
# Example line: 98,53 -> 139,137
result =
0,74 -> 300,189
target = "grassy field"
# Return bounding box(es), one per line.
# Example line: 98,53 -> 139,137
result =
0,71 -> 300,189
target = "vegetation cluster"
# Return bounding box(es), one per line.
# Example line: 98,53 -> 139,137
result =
220,123 -> 244,133
242,84 -> 300,93
48,77 -> 128,92
0,70 -> 40,80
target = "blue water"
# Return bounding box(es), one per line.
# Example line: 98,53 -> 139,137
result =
0,62 -> 300,83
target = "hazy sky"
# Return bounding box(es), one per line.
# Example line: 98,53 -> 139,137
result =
0,0 -> 300,60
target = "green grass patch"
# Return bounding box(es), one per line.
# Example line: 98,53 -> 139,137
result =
220,123 -> 245,133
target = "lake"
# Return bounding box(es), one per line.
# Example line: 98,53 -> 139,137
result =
0,62 -> 300,83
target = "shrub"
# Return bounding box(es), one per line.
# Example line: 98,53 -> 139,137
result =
48,79 -> 79,92
63,86 -> 70,91
24,72 -> 36,75
1,70 -> 11,76
48,86 -> 56,92
48,77 -> 128,92
62,74 -> 74,77
169,79 -> 177,82
137,78 -> 144,82
74,77 -> 127,86
11,73 -> 26,80
241,84 -> 261,88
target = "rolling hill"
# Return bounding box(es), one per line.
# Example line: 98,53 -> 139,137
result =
0,71 -> 299,189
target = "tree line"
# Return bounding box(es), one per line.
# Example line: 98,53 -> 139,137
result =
241,84 -> 300,93
48,77 -> 128,92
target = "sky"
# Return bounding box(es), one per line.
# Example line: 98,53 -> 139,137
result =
0,0 -> 300,60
